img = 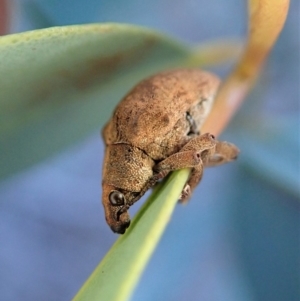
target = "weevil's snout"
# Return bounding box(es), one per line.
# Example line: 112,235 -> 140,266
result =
102,184 -> 131,234
110,212 -> 131,234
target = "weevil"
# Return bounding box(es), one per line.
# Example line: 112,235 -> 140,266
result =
101,69 -> 239,234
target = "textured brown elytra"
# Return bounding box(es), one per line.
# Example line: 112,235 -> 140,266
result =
101,69 -> 239,234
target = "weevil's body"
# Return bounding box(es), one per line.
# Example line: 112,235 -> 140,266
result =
102,69 -> 239,233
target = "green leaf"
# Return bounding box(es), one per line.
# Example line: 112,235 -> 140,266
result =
0,23 -> 191,179
73,169 -> 190,301
0,23 -> 240,180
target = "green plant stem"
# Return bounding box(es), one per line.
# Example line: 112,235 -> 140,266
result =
73,169 -> 190,301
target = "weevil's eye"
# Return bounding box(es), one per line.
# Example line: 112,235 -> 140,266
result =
109,191 -> 125,206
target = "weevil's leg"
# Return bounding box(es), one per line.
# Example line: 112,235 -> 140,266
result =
153,133 -> 216,176
179,164 -> 203,203
179,133 -> 216,152
129,133 -> 216,205
204,141 -> 239,167
180,141 -> 239,203
128,149 -> 204,206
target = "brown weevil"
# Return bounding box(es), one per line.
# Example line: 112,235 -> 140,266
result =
101,69 -> 239,234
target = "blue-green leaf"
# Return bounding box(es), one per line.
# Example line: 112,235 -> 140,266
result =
0,23 -> 192,179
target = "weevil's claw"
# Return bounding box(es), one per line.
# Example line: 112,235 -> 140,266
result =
179,184 -> 191,204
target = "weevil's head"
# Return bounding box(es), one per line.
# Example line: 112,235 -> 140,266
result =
102,183 -> 133,234
101,144 -> 155,234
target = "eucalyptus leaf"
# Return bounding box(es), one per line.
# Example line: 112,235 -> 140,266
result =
73,169 -> 190,301
0,23 -> 194,179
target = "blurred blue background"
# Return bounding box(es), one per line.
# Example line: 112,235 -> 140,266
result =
1,0 -> 299,300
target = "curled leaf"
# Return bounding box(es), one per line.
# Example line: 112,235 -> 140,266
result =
202,0 -> 290,135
